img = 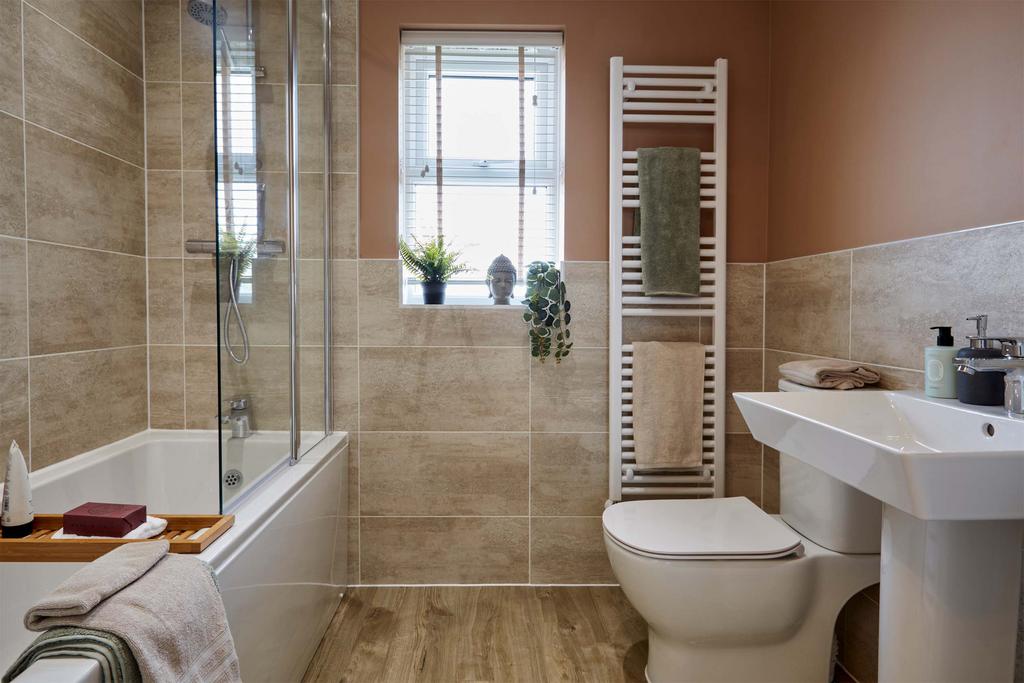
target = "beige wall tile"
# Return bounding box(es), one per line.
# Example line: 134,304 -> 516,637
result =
28,242 -> 146,354
184,345 -> 217,429
148,258 -> 183,344
726,349 -> 762,433
851,222 -> 1024,371
299,85 -> 324,172
181,83 -> 214,171
182,171 -> 214,242
297,0 -> 326,84
255,83 -> 286,171
29,0 -> 143,76
562,261 -> 607,348
300,346 -> 327,439
840,592 -> 880,683
221,346 -> 292,430
297,172 -> 324,257
531,517 -> 615,584
179,0 -> 212,83
23,6 -> 144,165
531,348 -> 608,433
149,345 -> 184,428
30,346 -> 147,468
359,346 -> 530,431
183,258 -> 217,345
147,171 -> 182,256
727,263 -> 764,348
0,112 -> 25,237
762,446 -> 780,514
25,126 -> 145,254
145,82 -> 182,170
331,86 -> 356,172
765,251 -> 850,358
361,432 -> 529,516
250,0 -> 288,83
329,259 -> 358,346
358,260 -> 525,348
244,257 -> 291,345
0,0 -> 22,116
331,346 -> 358,432
0,236 -> 27,359
360,516 -> 529,584
531,433 -> 608,516
622,315 -> 700,345
724,433 -> 762,506
143,0 -> 179,81
330,0 -> 357,86
331,173 -> 357,259
0,359 -> 30,457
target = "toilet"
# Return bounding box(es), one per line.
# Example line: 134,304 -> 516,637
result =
603,381 -> 883,683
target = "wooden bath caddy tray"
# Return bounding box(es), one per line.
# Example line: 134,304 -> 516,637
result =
0,514 -> 234,562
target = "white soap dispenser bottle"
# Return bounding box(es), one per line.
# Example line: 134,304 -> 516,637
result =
925,326 -> 957,399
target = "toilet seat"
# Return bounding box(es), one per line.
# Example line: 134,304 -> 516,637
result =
602,497 -> 803,560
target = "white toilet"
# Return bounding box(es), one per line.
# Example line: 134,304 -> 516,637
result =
603,381 -> 883,683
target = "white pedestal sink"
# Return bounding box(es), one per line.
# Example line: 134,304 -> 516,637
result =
735,390 -> 1024,683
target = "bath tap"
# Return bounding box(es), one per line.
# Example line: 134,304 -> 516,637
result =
224,398 -> 255,438
954,338 -> 1024,417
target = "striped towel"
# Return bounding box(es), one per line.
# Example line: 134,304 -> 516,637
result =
3,627 -> 141,683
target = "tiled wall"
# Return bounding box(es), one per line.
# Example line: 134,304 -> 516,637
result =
339,262 -> 767,584
760,220 -> 1024,683
0,0 -> 148,470
144,0 -> 358,434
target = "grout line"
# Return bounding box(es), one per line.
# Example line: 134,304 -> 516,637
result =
19,236 -> 147,259
22,1 -> 144,82
21,119 -> 145,171
141,0 -> 151,431
848,250 -> 853,360
20,0 -> 31,470
3,344 -> 149,363
762,348 -> 923,375
178,9 -> 186,431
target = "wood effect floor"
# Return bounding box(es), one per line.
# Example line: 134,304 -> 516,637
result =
302,587 -> 649,683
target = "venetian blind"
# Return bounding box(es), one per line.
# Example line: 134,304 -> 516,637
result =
400,31 -> 564,301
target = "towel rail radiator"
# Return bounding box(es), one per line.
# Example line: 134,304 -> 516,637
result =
608,58 -> 728,503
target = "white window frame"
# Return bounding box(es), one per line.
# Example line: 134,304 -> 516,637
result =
398,30 -> 565,306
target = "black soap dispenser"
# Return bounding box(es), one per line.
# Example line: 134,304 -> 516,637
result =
955,314 -> 1005,406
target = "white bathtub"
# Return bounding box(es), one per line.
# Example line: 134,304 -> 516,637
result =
1,429 -> 348,682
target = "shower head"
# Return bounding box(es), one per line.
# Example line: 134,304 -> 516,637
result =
186,0 -> 226,27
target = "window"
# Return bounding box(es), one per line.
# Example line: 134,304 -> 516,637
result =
400,31 -> 564,304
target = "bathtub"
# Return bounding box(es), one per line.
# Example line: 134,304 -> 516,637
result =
1,429 -> 348,682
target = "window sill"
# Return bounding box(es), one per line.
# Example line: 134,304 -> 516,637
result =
398,302 -> 525,309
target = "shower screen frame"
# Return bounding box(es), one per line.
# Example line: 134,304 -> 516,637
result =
212,0 -> 334,511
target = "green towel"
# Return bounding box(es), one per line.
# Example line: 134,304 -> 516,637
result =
635,147 -> 702,296
3,627 -> 141,683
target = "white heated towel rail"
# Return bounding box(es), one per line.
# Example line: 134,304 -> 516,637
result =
608,58 -> 728,502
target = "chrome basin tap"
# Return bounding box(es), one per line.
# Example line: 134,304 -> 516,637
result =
223,397 -> 255,438
954,338 -> 1024,417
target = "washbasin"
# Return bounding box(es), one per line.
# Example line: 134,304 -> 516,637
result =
735,389 -> 1024,683
734,390 -> 1024,521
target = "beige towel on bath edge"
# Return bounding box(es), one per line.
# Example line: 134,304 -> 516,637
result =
25,541 -> 241,683
632,341 -> 706,469
778,358 -> 881,390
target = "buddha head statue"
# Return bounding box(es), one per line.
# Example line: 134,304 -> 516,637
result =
486,254 -> 517,305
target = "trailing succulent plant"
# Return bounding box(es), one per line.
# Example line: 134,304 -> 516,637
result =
399,235 -> 469,283
522,261 -> 573,363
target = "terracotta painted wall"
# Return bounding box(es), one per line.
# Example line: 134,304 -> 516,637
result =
768,0 -> 1024,261
359,0 -> 771,263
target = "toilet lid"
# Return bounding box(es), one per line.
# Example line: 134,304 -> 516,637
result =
602,497 -> 803,559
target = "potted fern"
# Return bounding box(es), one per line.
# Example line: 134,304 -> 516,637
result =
399,235 -> 469,304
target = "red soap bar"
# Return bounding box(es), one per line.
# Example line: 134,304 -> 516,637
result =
63,502 -> 147,537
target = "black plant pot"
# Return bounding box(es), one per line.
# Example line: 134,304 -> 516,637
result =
421,281 -> 447,305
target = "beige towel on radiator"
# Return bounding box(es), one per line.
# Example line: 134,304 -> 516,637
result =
632,341 -> 706,469
24,541 -> 241,683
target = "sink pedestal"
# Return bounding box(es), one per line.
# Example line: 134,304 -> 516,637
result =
879,505 -> 1023,682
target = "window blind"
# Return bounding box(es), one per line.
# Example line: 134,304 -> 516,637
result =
400,32 -> 563,299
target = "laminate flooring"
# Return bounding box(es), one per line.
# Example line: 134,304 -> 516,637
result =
302,586 -> 648,682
